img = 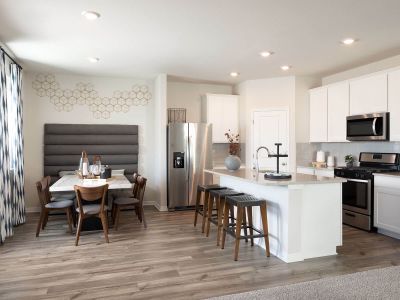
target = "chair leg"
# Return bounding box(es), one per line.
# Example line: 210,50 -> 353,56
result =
217,197 -> 224,246
100,213 -> 109,243
201,191 -> 210,233
221,202 -> 230,249
114,205 -> 121,231
206,194 -> 214,237
234,207 -> 243,261
247,207 -> 254,246
75,215 -> 83,246
260,204 -> 270,257
66,207 -> 73,234
141,207 -> 147,228
36,209 -> 45,237
194,189 -> 201,227
42,211 -> 49,229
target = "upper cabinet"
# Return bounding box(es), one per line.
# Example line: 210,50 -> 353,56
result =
349,73 -> 388,115
309,87 -> 328,142
202,94 -> 239,143
388,69 -> 400,141
327,82 -> 349,142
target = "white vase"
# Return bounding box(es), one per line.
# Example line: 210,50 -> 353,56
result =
224,155 -> 241,171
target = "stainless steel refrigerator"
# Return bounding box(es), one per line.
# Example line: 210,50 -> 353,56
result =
167,123 -> 212,209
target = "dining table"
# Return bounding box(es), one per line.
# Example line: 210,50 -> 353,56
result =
50,174 -> 133,230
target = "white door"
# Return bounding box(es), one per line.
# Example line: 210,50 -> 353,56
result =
252,109 -> 289,172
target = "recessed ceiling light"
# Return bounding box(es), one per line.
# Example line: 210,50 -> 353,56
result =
341,38 -> 356,45
81,11 -> 100,20
281,65 -> 291,71
260,51 -> 273,57
230,72 -> 239,77
88,57 -> 100,63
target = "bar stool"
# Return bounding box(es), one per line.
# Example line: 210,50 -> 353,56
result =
206,189 -> 244,245
221,194 -> 270,261
194,184 -> 227,233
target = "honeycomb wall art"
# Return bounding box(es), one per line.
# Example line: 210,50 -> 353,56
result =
32,73 -> 152,119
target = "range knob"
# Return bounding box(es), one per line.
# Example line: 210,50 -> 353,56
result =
355,173 -> 360,178
360,174 -> 365,179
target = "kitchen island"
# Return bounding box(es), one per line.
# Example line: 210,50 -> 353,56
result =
205,168 -> 346,263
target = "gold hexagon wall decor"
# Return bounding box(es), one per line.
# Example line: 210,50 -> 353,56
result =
32,73 -> 152,119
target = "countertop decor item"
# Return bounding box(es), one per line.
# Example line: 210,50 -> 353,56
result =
312,161 -> 327,168
345,154 -> 354,168
224,130 -> 241,171
316,150 -> 326,163
327,156 -> 335,167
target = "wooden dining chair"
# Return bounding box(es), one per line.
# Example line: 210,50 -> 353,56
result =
35,176 -> 74,237
74,184 -> 109,246
112,173 -> 140,221
113,176 -> 147,230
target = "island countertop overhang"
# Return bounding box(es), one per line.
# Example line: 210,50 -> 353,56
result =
205,168 -> 346,186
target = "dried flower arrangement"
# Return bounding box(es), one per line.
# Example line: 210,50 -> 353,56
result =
224,130 -> 240,156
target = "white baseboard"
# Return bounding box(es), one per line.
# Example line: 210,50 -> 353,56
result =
154,202 -> 168,212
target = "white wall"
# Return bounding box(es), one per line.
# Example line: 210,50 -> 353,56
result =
235,76 -> 297,171
323,53 -> 400,85
167,81 -> 232,122
23,71 -> 160,212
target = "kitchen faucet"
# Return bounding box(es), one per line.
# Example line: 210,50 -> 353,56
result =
255,146 -> 271,173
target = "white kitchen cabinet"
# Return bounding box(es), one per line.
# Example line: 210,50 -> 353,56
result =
349,73 -> 388,115
309,87 -> 328,142
388,69 -> 400,141
374,175 -> 400,238
202,94 -> 239,143
327,82 -> 349,142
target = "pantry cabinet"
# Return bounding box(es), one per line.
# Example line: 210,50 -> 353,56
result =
309,87 -> 328,142
202,94 -> 239,143
349,73 -> 388,115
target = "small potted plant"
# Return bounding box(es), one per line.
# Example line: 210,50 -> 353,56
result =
345,154 -> 354,168
224,130 -> 241,171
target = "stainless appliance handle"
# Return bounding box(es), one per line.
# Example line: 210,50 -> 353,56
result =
346,178 -> 370,183
372,117 -> 377,136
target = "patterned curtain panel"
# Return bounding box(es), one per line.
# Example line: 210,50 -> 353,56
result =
9,64 -> 25,227
0,50 -> 12,243
0,50 -> 25,244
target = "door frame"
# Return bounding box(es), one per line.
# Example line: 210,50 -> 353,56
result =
251,107 -> 290,171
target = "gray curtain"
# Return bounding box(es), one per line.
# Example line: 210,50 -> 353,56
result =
0,49 -> 25,244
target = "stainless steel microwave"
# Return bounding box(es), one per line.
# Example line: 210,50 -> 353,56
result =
346,112 -> 389,141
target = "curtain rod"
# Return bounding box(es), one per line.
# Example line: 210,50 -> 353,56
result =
0,46 -> 23,70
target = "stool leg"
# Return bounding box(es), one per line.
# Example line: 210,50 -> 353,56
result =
217,197 -> 224,246
260,204 -> 270,257
234,207 -> 243,261
247,207 -> 254,246
206,194 -> 214,237
194,189 -> 201,227
221,201 -> 230,249
242,209 -> 248,243
201,191 -> 210,233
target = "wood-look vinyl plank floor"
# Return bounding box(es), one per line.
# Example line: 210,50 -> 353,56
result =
1,208 -> 400,299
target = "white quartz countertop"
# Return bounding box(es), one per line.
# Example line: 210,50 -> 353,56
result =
205,168 -> 346,186
373,172 -> 400,178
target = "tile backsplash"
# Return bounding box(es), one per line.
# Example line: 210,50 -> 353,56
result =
297,142 -> 400,167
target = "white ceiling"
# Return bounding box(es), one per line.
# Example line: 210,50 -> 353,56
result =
1,0 -> 400,83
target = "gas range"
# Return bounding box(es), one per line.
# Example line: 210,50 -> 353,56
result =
334,152 -> 400,231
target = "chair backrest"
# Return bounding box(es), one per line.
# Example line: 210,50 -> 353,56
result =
74,184 -> 109,215
136,176 -> 147,206
132,172 -> 140,197
35,176 -> 52,208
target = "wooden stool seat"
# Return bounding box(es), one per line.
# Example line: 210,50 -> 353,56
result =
193,184 -> 228,233
222,194 -> 270,261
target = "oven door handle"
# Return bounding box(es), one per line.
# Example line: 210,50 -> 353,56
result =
372,117 -> 378,136
346,178 -> 370,183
